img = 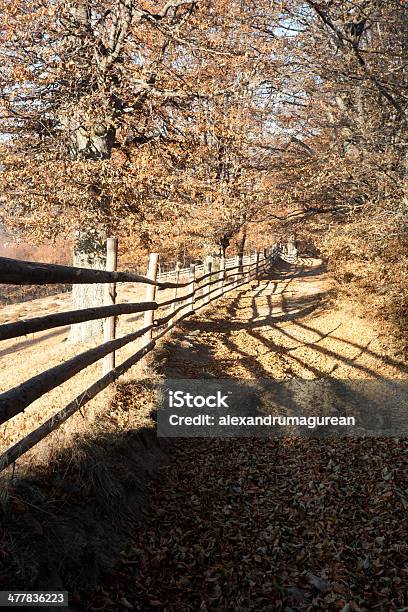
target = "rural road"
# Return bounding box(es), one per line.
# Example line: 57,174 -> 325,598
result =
1,258 -> 407,610
154,257 -> 407,382
82,257 -> 408,611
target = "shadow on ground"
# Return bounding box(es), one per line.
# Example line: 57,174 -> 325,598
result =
0,391 -> 170,602
1,257 -> 407,611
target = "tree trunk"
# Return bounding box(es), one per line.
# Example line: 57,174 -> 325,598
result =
69,229 -> 107,343
61,103 -> 115,342
237,226 -> 247,273
287,233 -> 297,260
220,234 -> 231,259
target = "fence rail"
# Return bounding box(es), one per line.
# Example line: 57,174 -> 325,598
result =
0,256 -> 189,289
0,242 -> 286,472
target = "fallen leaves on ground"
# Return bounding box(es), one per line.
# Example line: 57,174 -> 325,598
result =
85,264 -> 407,611
87,437 -> 408,612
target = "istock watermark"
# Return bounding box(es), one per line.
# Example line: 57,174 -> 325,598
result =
156,379 -> 408,438
168,390 -> 231,408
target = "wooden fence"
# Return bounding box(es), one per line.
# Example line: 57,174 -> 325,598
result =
0,243 -> 281,472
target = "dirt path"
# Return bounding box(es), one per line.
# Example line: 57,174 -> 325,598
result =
83,258 -> 408,612
155,257 -> 406,382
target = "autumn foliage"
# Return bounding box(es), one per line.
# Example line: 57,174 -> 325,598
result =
0,0 -> 407,339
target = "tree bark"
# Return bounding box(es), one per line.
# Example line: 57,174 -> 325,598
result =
237,226 -> 247,273
69,229 -> 107,343
61,102 -> 114,343
66,112 -> 112,343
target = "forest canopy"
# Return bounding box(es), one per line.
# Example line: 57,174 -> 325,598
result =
0,0 -> 406,271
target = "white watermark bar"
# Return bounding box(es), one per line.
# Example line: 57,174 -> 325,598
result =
157,379 -> 408,438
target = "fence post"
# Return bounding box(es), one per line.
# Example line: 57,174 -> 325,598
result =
142,253 -> 159,347
255,250 -> 260,281
218,255 -> 225,297
249,249 -> 255,281
168,261 -> 181,328
103,237 -> 118,375
234,254 -> 240,287
258,249 -> 264,272
189,264 -> 196,313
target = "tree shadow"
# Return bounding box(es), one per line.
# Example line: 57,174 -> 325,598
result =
4,256 -> 404,607
0,327 -> 68,359
182,291 -> 328,334
155,259 -> 407,437
294,320 -> 408,375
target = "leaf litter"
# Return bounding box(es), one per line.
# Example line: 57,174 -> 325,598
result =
86,262 -> 407,611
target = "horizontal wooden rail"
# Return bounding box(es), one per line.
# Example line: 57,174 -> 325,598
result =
155,306 -> 191,340
0,258 -> 270,343
195,267 -> 257,305
0,324 -> 153,425
157,263 -> 259,327
0,341 -> 155,472
198,262 -> 257,293
157,265 -> 199,281
194,268 -> 218,285
0,256 -> 189,289
155,266 -> 255,334
0,302 -> 157,342
190,264 -> 228,286
195,273 -> 222,292
182,258 -> 256,287
157,262 -> 260,318
221,260 -> 257,274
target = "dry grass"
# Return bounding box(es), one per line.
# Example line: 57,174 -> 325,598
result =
0,278 -> 191,460
298,217 -> 408,362
0,283 -> 71,307
0,355 -> 172,591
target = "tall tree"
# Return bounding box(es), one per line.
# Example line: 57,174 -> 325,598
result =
0,0 -> 235,339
